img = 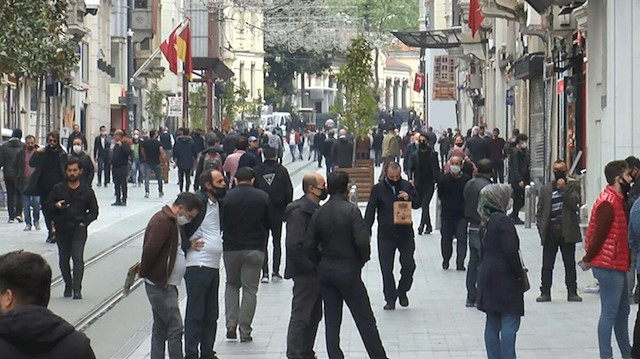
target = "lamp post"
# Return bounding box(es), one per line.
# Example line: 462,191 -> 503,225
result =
126,2 -> 135,136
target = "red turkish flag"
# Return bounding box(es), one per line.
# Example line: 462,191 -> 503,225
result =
413,73 -> 423,93
468,0 -> 484,38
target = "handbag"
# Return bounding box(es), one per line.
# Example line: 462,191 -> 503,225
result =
393,201 -> 412,225
518,250 -> 531,292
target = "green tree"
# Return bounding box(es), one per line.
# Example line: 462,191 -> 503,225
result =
188,85 -> 206,129
336,36 -> 377,140
219,80 -> 237,124
145,78 -> 165,130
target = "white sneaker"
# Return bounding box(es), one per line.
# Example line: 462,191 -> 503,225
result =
261,276 -> 270,284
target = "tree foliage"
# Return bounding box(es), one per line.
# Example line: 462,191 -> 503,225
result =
0,0 -> 79,80
220,80 -> 238,124
327,0 -> 419,33
188,85 -> 206,130
145,80 -> 165,129
336,36 -> 377,140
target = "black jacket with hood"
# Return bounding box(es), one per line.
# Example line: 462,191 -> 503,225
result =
284,195 -> 320,279
0,305 -> 96,358
0,138 -> 25,180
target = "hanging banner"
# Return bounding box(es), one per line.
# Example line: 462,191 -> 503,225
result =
433,55 -> 457,101
168,96 -> 183,117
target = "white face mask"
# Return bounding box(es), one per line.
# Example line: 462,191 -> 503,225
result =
520,143 -> 528,149
177,215 -> 190,226
73,145 -> 82,154
450,165 -> 462,175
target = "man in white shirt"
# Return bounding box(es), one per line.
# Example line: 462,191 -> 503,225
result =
181,169 -> 227,359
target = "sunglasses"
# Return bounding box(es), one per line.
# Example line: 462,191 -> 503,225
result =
48,139 -> 58,143
418,141 -> 427,144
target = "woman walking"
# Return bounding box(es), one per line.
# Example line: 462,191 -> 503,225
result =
477,184 -> 525,359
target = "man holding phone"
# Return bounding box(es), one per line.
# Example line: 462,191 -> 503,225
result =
44,158 -> 99,299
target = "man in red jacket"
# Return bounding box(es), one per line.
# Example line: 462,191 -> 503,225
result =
580,160 -> 633,359
139,193 -> 203,359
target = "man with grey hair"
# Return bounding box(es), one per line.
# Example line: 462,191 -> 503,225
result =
466,126 -> 489,165
323,130 -> 337,178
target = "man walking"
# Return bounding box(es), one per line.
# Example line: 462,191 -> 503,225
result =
438,128 -> 453,168
27,131 -> 68,243
94,125 -> 111,187
141,130 -> 165,198
222,167 -> 270,343
488,128 -> 506,183
580,160 -> 633,359
465,126 -> 489,165
69,137 -> 95,187
332,129 -> 354,169
323,130 -> 336,177
285,173 -> 326,359
314,129 -> 326,168
307,171 -> 388,359
0,129 -> 25,223
381,129 -> 399,176
160,126 -> 174,167
364,162 -> 419,310
67,124 -> 87,152
409,133 -> 441,235
286,129 -> 300,162
222,136 -> 250,187
253,147 -> 294,282
463,159 -> 493,307
508,134 -> 530,224
15,135 -> 41,231
111,130 -> 131,206
181,170 -> 227,359
174,128 -> 197,192
372,129 -> 383,167
535,160 -> 583,303
140,192 -> 202,359
438,156 -> 472,270
44,158 -> 99,299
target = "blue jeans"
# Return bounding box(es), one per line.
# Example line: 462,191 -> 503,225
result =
289,145 -> 297,162
592,267 -> 632,358
129,159 -> 142,183
484,311 -> 521,359
22,195 -> 41,226
145,164 -> 164,194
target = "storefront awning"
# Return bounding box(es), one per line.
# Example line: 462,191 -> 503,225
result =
193,57 -> 234,81
524,0 -> 586,15
391,29 -> 487,49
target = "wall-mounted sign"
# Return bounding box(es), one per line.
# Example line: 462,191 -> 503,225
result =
168,96 -> 183,117
433,55 -> 457,101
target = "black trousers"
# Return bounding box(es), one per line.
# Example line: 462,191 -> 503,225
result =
440,217 -> 468,267
113,166 -> 128,203
510,185 -> 525,219
41,189 -> 54,233
97,156 -> 110,184
263,214 -> 283,276
316,149 -> 323,167
633,295 -> 640,358
374,148 -> 382,166
184,266 -> 219,359
318,259 -> 387,359
287,275 -> 323,359
5,177 -> 22,220
378,236 -> 415,304
56,226 -> 87,291
416,183 -> 435,231
493,160 -> 505,183
178,169 -> 191,192
540,225 -> 577,294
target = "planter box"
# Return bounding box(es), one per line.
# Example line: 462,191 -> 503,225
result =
148,162 -> 169,183
336,159 -> 374,202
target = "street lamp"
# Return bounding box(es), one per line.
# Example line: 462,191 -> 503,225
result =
126,8 -> 135,136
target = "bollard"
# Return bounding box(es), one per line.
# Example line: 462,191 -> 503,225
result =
524,185 -> 532,228
349,184 -> 358,206
435,198 -> 441,230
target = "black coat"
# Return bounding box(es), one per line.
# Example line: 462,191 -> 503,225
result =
284,196 -> 320,279
173,136 -> 197,170
465,135 -> 489,165
364,179 -> 419,240
44,182 -> 99,233
26,147 -> 68,196
0,305 -> 95,359
463,175 -> 493,225
323,137 -> 336,159
508,148 -> 529,185
93,135 -> 111,159
0,138 -> 25,180
332,137 -> 353,168
69,152 -> 95,187
110,142 -> 131,169
314,132 -> 327,153
253,160 -> 294,215
438,173 -> 472,220
222,184 -> 270,251
477,212 -> 525,317
409,149 -> 441,186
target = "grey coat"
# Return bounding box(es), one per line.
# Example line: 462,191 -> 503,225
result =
535,179 -> 582,245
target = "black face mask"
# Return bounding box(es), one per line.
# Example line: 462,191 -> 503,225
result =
419,142 -> 428,150
387,178 -> 400,187
554,170 -> 566,181
620,177 -> 632,194
211,186 -> 227,200
318,188 -> 328,201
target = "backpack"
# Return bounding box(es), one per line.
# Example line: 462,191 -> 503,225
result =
203,151 -> 223,172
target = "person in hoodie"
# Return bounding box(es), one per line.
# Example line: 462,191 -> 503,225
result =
69,137 -> 95,187
44,158 -> 98,299
0,128 -> 25,223
285,172 -> 326,359
0,250 -> 96,358
332,129 -> 354,169
173,128 -> 198,192
253,146 -> 294,282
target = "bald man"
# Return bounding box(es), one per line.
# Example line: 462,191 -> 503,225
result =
284,172 -> 327,359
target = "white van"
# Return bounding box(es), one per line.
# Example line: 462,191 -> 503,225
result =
272,112 -> 291,133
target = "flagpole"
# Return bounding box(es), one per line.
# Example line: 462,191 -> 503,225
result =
133,18 -> 190,79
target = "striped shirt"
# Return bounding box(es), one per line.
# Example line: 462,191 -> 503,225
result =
550,188 -> 563,222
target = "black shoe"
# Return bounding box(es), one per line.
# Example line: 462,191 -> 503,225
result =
465,298 -> 476,307
442,260 -> 449,270
568,292 -> 583,302
271,274 -> 283,282
398,292 -> 409,307
226,327 -> 237,340
512,217 -> 525,225
63,285 -> 72,298
536,293 -> 551,302
456,265 -> 466,271
417,226 -> 423,235
122,201 -> 127,207
46,233 -> 56,244
425,227 -> 433,234
240,335 -> 253,343
383,302 -> 396,310
73,290 -> 82,300
111,201 -> 122,206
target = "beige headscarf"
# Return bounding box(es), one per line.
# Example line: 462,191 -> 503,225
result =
478,184 -> 513,226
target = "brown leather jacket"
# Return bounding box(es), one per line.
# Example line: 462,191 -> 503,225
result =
140,206 -> 179,287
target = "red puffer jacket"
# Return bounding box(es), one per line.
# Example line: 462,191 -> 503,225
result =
585,186 -> 629,272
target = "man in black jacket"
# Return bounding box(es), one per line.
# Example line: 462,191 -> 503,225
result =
253,146 -> 294,282
93,126 -> 111,187
0,129 -> 25,223
409,133 -> 441,235
69,137 -> 95,187
508,133 -> 530,224
111,130 -> 132,206
438,156 -> 472,270
285,172 -> 326,359
364,162 -> 419,310
67,124 -> 87,152
44,158 -> 99,299
372,129 -> 383,167
462,159 -> 493,307
0,251 -> 96,358
465,126 -> 489,165
313,130 -> 326,168
307,171 -> 388,359
332,129 -> 353,169
323,130 -> 337,177
222,167 -> 270,343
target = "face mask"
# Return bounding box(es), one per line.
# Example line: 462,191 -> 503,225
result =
73,145 -> 82,154
101,131 -> 107,136
620,177 -> 632,194
554,170 -> 566,181
177,214 -> 190,226
419,142 -> 428,150
386,178 -> 400,187
520,143 -> 528,149
211,186 -> 227,200
318,188 -> 328,201
450,165 -> 462,175
133,135 -> 139,140
455,143 -> 463,148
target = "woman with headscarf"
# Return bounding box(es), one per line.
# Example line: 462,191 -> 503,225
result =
476,184 -> 525,359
